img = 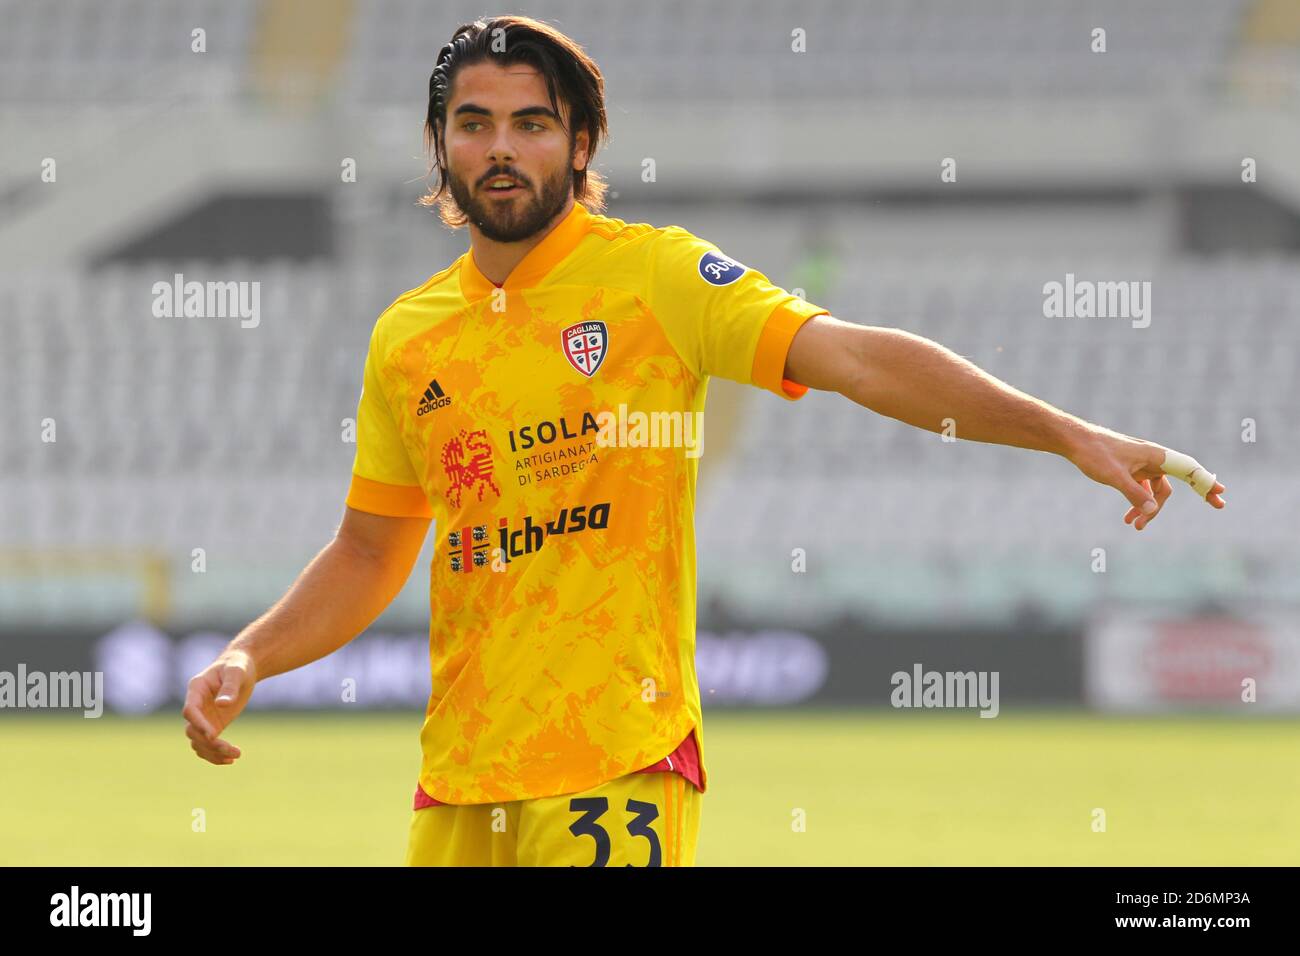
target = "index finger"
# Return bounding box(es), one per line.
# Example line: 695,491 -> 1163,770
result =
182,685 -> 219,742
1160,449 -> 1218,499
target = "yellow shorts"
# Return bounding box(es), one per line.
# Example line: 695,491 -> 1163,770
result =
405,771 -> 701,867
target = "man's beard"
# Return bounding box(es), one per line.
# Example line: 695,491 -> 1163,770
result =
447,147 -> 574,243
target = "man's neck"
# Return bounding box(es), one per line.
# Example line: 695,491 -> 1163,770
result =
469,197 -> 575,287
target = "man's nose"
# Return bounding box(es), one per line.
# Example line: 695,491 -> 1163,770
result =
486,129 -> 517,164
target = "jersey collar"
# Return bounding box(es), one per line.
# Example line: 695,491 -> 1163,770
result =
459,200 -> 591,300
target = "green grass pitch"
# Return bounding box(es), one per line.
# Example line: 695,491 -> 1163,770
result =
2,710 -> 1296,865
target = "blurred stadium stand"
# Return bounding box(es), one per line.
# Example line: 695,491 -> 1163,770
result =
1,0 -> 1298,639
0,0 -> 259,104
342,0 -> 1249,102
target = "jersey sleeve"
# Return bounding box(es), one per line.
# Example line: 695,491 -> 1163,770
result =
646,225 -> 830,400
345,326 -> 434,518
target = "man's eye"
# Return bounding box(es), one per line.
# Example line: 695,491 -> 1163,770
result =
463,121 -> 482,131
522,121 -> 544,131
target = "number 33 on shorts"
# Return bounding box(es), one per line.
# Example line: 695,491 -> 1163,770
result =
405,771 -> 702,867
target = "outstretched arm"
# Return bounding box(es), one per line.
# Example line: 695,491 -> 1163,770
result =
783,314 -> 1226,528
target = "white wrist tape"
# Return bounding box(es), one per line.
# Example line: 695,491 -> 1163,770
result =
1160,449 -> 1216,499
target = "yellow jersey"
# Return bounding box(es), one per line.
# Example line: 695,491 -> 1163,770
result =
346,200 -> 828,804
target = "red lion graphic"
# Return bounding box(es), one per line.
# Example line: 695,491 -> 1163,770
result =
441,428 -> 501,508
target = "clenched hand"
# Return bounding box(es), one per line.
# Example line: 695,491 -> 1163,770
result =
182,650 -> 256,765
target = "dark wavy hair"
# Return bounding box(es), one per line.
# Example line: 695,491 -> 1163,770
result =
419,15 -> 610,227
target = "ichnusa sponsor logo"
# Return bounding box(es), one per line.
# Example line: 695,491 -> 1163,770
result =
497,502 -> 611,563
447,523 -> 492,572
446,502 -> 612,573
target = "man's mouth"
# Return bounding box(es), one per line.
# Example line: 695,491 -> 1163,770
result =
484,176 -> 523,196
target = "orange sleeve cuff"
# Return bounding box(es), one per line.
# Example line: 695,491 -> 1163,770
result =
750,300 -> 829,401
346,473 -> 433,518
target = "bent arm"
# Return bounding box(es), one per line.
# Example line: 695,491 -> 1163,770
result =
229,506 -> 431,679
183,506 -> 430,763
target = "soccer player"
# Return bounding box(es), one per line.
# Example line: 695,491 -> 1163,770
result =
182,15 -> 1226,866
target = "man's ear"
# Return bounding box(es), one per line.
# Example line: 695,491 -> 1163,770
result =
572,128 -> 590,171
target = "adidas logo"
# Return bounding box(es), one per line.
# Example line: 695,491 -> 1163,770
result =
417,378 -> 452,416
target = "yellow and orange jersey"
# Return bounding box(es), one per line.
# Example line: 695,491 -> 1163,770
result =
347,200 -> 828,805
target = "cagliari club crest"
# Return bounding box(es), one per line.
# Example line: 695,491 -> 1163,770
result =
561,321 -> 608,378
